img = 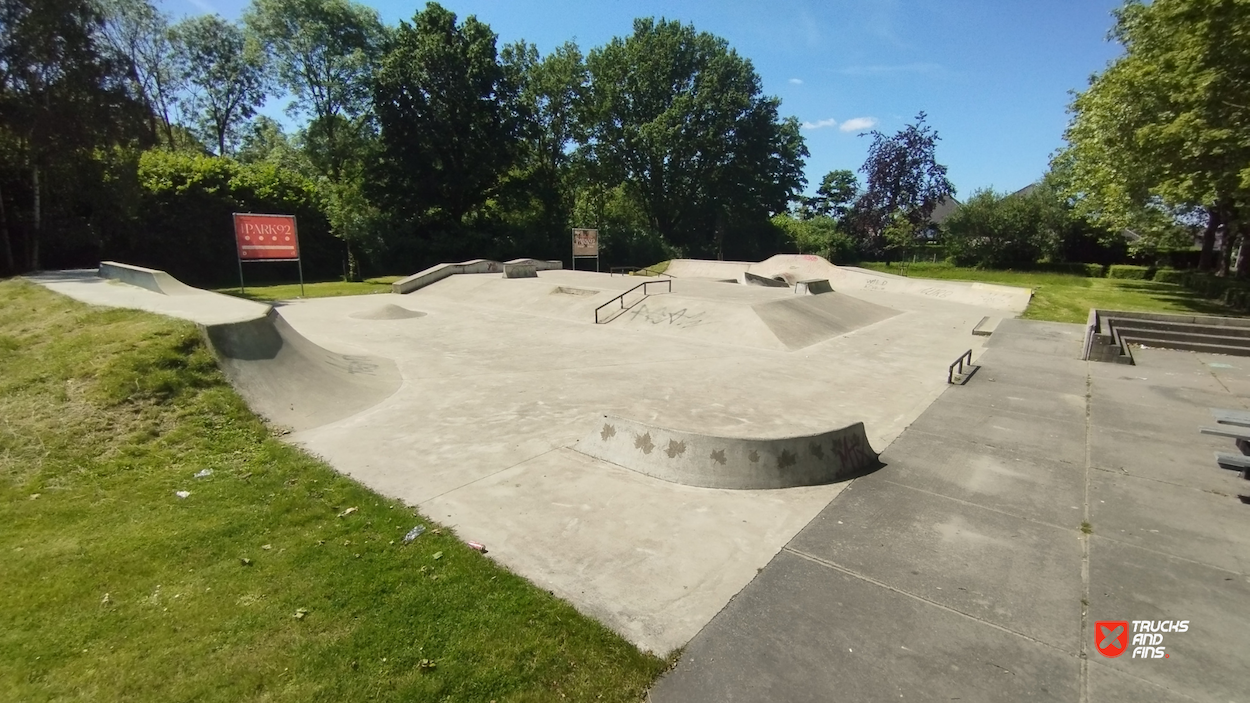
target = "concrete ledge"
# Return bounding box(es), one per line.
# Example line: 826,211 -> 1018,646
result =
795,279 -> 833,295
98,261 -> 198,296
392,259 -> 503,294
505,258 -> 563,271
503,263 -> 538,278
574,415 -> 879,489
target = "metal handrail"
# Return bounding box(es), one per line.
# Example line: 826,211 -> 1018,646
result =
595,279 -> 672,323
948,349 -> 973,384
608,266 -> 673,278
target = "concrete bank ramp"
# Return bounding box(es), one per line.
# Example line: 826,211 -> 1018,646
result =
99,260 -> 203,296
575,415 -> 879,489
96,260 -> 401,431
664,259 -> 753,279
349,304 -> 427,320
202,309 -> 401,431
753,294 -> 899,350
747,255 -> 1033,312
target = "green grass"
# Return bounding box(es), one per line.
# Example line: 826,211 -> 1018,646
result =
213,276 -> 404,303
860,262 -> 1239,323
0,279 -> 664,702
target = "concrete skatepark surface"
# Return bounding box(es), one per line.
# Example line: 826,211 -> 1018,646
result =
31,259 -> 1026,656
650,319 -> 1250,702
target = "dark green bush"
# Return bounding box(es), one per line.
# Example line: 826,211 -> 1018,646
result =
1107,264 -> 1153,280
1152,268 -> 1188,285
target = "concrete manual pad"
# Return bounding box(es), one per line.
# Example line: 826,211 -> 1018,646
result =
905,397 -> 1088,466
648,549 -> 1080,703
940,379 -> 1087,423
1087,537 -> 1250,703
1089,426 -> 1240,494
877,429 -> 1087,529
1088,470 -> 1250,573
788,474 -> 1084,651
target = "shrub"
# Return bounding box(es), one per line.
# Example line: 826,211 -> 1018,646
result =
1107,264 -> 1153,280
1152,268 -> 1188,285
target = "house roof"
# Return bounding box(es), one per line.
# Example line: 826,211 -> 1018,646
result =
929,195 -> 962,225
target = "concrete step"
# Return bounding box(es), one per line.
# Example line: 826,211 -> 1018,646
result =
1106,317 -> 1250,341
1117,333 -> 1250,358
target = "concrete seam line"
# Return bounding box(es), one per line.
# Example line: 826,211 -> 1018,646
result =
415,446 -> 564,506
899,426 -> 1084,467
1079,367 -> 1093,703
1088,461 -> 1239,498
1083,661 -> 1205,702
1081,531 -> 1244,578
781,546 -> 1076,657
875,478 -> 1073,534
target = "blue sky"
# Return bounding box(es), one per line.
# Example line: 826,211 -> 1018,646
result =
162,0 -> 1127,198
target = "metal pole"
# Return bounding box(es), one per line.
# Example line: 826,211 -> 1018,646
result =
238,255 -> 245,295
297,257 -> 305,298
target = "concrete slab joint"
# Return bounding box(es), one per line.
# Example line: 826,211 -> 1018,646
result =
574,415 -> 880,489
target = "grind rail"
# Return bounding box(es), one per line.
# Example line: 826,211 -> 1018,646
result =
595,279 -> 672,323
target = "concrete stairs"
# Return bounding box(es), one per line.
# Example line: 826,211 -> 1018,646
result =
1083,309 -> 1250,362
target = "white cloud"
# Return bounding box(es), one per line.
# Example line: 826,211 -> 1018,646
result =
839,117 -> 878,132
801,118 -> 837,130
788,78 -> 803,85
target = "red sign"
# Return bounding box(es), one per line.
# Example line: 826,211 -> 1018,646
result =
233,213 -> 299,260
1095,621 -> 1129,658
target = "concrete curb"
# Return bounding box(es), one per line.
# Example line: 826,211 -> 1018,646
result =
574,415 -> 880,489
392,258 -> 563,294
99,260 -> 200,296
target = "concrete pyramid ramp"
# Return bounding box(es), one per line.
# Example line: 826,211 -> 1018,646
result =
753,293 -> 899,350
202,308 -> 401,431
748,254 -> 1032,311
349,303 -> 427,320
664,259 -> 752,279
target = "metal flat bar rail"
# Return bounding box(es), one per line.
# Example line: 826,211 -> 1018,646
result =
594,279 -> 672,323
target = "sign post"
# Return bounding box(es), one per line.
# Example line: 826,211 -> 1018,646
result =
232,213 -> 304,297
572,228 -> 599,272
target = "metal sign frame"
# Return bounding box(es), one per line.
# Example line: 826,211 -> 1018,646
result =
232,212 -> 304,296
572,227 -> 600,272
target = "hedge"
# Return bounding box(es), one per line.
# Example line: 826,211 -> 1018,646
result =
1152,268 -> 1187,285
1107,264 -> 1154,280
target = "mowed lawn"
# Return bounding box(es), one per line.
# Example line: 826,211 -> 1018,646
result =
858,262 -> 1239,323
213,276 -> 404,303
0,279 -> 664,702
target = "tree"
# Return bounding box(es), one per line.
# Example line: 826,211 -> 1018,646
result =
851,112 -> 954,256
582,18 -> 807,258
1062,0 -> 1250,274
171,14 -> 268,156
0,0 -> 148,271
371,2 -> 522,231
802,169 -> 858,220
98,0 -> 183,146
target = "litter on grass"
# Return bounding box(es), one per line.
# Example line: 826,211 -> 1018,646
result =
175,490 -> 190,499
402,525 -> 426,543
193,469 -> 213,478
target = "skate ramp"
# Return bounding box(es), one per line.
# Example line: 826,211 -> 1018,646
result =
748,255 -> 1032,312
349,304 -> 427,320
575,415 -> 879,489
99,261 -> 202,296
753,294 -> 899,350
664,259 -> 753,279
202,309 -> 401,431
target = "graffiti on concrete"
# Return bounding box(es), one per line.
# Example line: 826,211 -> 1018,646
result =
626,304 -> 708,329
665,439 -> 687,458
834,433 -> 872,470
864,278 -> 888,291
919,287 -> 953,299
710,448 -> 727,465
600,423 -> 616,441
809,442 -> 825,459
777,449 -> 797,469
748,449 -> 760,463
634,431 -> 655,454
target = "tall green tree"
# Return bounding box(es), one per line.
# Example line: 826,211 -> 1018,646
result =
1063,0 -> 1250,273
801,169 -> 858,220
0,0 -> 148,271
371,2 -> 522,232
98,0 -> 183,146
851,112 -> 954,256
582,18 -> 807,258
171,14 -> 268,156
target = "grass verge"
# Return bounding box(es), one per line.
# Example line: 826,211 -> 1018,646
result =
0,279 -> 664,702
213,276 -> 404,302
859,262 -> 1239,323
